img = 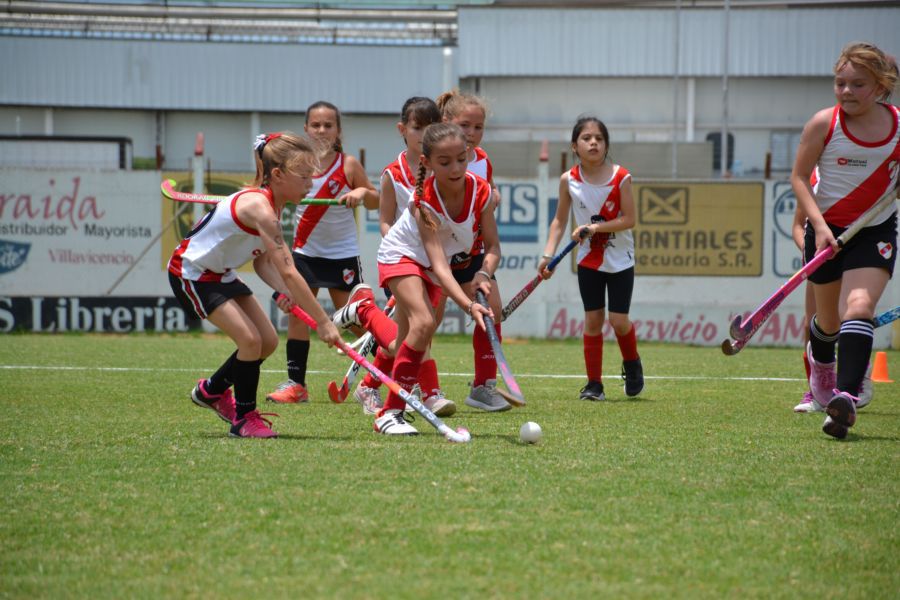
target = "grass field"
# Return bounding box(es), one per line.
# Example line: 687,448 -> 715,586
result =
1,333 -> 898,598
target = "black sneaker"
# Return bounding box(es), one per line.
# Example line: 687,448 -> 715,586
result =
579,380 -> 605,401
622,359 -> 644,397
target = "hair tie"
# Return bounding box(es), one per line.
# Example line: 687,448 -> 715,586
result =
253,132 -> 283,157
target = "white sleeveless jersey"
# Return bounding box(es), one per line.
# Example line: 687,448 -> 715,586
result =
815,104 -> 900,227
292,153 -> 360,258
378,173 -> 492,274
168,188 -> 271,282
568,164 -> 635,273
382,151 -> 417,224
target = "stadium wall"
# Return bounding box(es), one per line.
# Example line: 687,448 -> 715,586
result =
1,167 -> 896,348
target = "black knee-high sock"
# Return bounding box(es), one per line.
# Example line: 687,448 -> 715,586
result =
809,315 -> 839,364
836,319 -> 874,394
286,339 -> 310,385
206,351 -> 237,395
233,358 -> 263,420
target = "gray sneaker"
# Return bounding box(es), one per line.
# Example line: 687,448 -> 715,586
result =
465,379 -> 511,412
424,389 -> 457,417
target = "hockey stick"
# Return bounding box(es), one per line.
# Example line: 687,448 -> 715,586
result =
475,290 -> 525,406
874,305 -> 900,328
328,298 -> 396,404
723,189 -> 897,355
501,229 -> 590,321
160,179 -> 341,206
274,292 -> 471,442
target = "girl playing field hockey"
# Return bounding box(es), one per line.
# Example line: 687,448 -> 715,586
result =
352,97 -> 457,417
791,42 -> 898,439
332,123 -> 497,435
267,101 -> 379,404
168,132 -> 341,438
539,116 -> 643,401
436,90 -> 510,412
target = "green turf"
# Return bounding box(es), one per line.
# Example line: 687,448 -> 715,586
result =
1,334 -> 898,598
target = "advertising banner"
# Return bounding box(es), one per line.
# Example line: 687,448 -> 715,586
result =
0,169 -> 166,296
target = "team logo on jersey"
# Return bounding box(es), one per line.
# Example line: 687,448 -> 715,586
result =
328,180 -> 342,197
342,268 -> 355,285
877,241 -> 893,259
0,239 -> 30,274
604,200 -> 616,213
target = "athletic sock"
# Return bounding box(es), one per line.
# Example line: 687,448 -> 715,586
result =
286,339 -> 310,386
615,324 -> 639,362
584,334 -> 604,382
382,342 -> 424,413
836,319 -> 874,394
233,358 -> 263,420
472,323 -> 499,386
418,358 -> 441,399
206,351 -> 237,395
809,315 -> 838,364
357,301 -> 398,350
361,347 -> 393,389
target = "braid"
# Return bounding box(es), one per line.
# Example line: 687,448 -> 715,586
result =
415,160 -> 437,231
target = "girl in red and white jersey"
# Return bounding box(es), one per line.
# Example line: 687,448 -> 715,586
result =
266,101 -> 379,405
352,97 -> 454,417
332,123 -> 497,435
435,90 -> 511,412
167,132 -> 340,438
791,42 -> 898,439
539,116 -> 643,402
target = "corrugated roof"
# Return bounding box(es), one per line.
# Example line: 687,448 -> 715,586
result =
0,37 -> 448,113
458,7 -> 900,77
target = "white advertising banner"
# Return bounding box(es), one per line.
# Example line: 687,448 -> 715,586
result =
0,168 -> 169,296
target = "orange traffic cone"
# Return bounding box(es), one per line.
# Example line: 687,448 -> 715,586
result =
872,351 -> 894,383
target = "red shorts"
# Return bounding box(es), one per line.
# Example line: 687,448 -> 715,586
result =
378,258 -> 444,307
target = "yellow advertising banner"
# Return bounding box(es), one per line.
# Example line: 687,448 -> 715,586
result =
633,182 -> 764,276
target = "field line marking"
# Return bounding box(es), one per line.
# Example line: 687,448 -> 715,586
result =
0,364 -> 805,382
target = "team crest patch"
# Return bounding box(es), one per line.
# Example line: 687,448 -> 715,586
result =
877,241 -> 893,260
328,180 -> 341,196
342,268 -> 355,285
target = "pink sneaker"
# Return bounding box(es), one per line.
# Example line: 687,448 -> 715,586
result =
230,410 -> 279,438
191,379 -> 236,423
793,390 -> 822,413
805,342 -> 835,409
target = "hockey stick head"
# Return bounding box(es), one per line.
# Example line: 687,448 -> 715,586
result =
720,338 -> 744,356
327,380 -> 346,404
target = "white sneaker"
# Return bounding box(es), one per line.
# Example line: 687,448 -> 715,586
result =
354,384 -> 382,415
806,342 -> 835,409
794,390 -> 823,413
424,389 -> 457,417
332,283 -> 374,330
857,362 -> 873,410
373,409 -> 419,436
465,379 -> 511,412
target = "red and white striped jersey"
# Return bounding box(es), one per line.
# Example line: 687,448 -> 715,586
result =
168,188 -> 272,282
378,172 -> 492,274
815,103 -> 900,227
382,151 -> 417,224
568,164 -> 635,273
292,153 -> 360,258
